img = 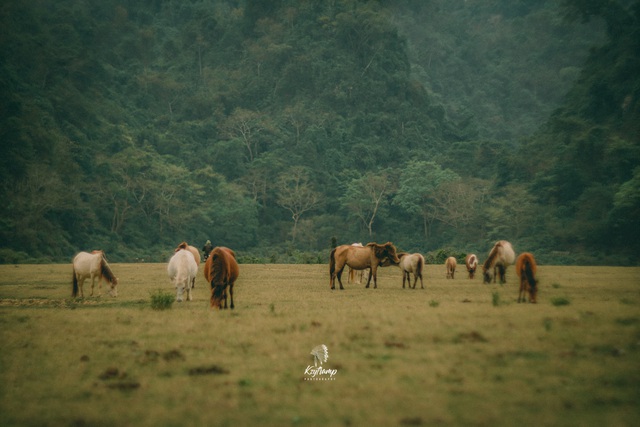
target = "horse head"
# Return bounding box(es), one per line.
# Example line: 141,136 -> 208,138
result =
210,283 -> 227,309
368,242 -> 400,265
482,267 -> 492,284
109,277 -> 119,297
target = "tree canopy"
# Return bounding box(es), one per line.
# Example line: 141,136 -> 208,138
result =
1,0 -> 637,265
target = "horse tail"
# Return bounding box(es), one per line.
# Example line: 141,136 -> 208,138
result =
329,248 -> 337,277
523,256 -> 537,290
416,255 -> 424,277
72,268 -> 78,298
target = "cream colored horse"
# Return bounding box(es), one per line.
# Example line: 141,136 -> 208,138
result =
397,252 -> 425,289
445,256 -> 457,279
482,240 -> 516,284
168,249 -> 198,302
175,241 -> 201,289
72,251 -> 118,298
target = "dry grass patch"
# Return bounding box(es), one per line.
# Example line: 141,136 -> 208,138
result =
0,263 -> 638,426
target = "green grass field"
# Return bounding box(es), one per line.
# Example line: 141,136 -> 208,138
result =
0,263 -> 638,426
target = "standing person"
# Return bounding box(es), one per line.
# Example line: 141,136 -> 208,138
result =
202,240 -> 213,260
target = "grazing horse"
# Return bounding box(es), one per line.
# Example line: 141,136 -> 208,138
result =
72,251 -> 118,298
445,257 -> 457,279
396,252 -> 425,289
465,254 -> 478,279
175,241 -> 201,289
204,247 -> 239,309
329,242 -> 400,290
482,240 -> 516,284
168,249 -> 198,302
516,252 -> 538,303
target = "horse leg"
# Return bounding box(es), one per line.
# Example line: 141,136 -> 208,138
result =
412,274 -> 418,289
229,283 -> 234,309
370,265 -> 378,289
336,268 -> 346,290
518,279 -> 524,303
419,273 -> 424,289
365,268 -> 373,288
90,276 -> 96,296
402,271 -> 407,289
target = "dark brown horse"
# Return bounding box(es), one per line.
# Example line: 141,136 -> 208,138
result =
204,247 -> 239,309
482,240 -> 516,284
329,242 -> 400,290
516,252 -> 538,303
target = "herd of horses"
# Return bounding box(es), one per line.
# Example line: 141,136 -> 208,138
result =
329,239 -> 538,303
70,239 -> 539,309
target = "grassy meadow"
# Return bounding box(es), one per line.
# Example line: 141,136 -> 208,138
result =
0,262 -> 638,426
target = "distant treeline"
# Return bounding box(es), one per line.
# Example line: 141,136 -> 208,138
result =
0,0 -> 638,265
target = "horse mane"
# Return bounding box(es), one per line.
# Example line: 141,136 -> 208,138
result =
100,254 -> 117,284
483,242 -> 501,269
208,247 -> 237,287
175,241 -> 188,252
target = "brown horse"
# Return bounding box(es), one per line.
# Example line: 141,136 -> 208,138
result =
465,254 -> 478,279
445,256 -> 457,279
204,247 -> 239,309
516,252 -> 538,303
482,240 -> 516,284
329,242 -> 400,290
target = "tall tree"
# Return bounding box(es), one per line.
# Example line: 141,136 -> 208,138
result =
342,170 -> 393,237
276,167 -> 322,244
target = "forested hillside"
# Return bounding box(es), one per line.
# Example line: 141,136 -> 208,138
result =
1,0 -> 637,264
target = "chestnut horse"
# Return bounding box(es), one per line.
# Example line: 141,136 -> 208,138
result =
516,252 -> 538,303
482,240 -> 516,284
465,254 -> 478,279
168,249 -> 198,302
175,241 -> 201,289
72,251 -> 118,298
445,256 -> 457,279
396,252 -> 425,289
329,242 -> 400,290
204,246 -> 239,309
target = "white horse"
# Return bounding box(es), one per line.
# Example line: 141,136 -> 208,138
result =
168,249 -> 198,302
175,241 -> 201,289
72,251 -> 118,298
396,252 -> 425,289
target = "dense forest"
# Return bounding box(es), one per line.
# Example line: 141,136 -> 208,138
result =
1,0 -> 638,265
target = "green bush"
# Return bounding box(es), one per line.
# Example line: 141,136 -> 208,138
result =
492,292 -> 501,307
150,290 -> 174,310
550,297 -> 570,306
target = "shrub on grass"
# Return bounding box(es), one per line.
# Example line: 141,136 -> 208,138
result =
492,292 -> 501,307
551,297 -> 570,306
150,290 -> 174,310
